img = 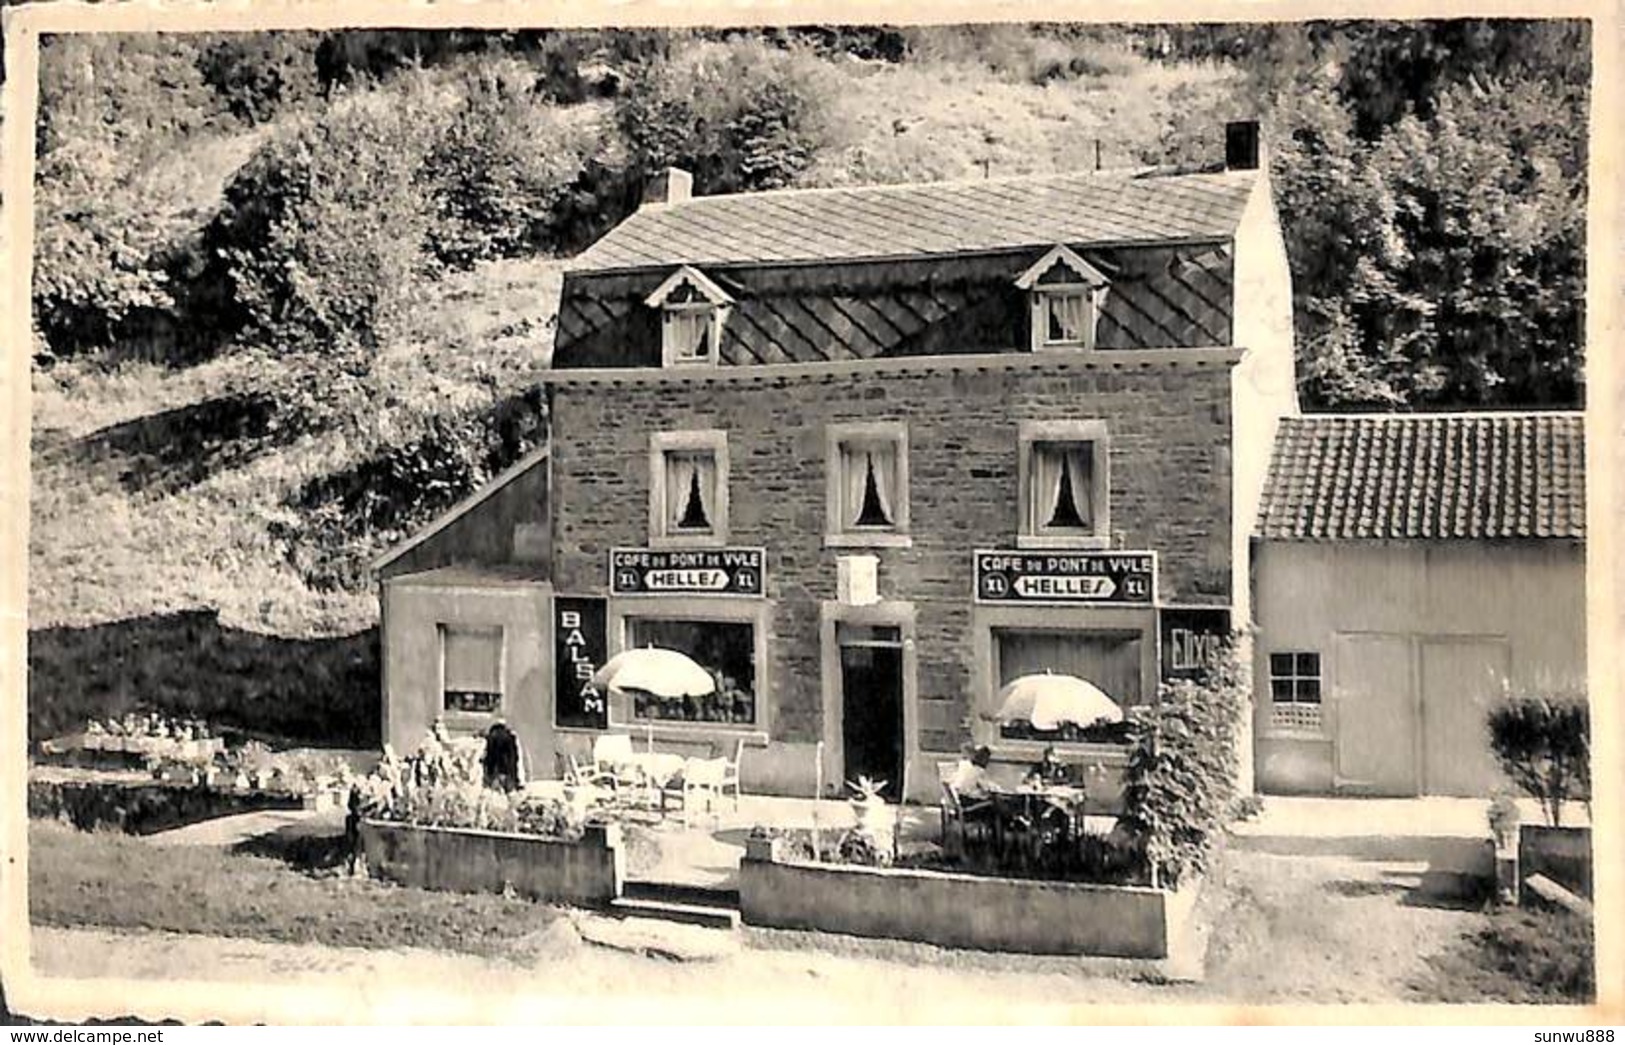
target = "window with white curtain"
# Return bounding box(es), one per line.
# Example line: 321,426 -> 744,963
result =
825,422 -> 910,546
650,430 -> 729,546
1017,420 -> 1110,549
663,303 -> 719,365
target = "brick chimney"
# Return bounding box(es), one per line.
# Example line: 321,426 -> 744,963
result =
642,167 -> 693,206
1225,120 -> 1262,171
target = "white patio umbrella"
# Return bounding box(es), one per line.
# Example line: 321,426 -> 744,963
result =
591,647 -> 716,699
993,672 -> 1124,731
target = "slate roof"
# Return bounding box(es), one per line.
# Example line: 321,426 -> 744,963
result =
571,168 -> 1258,271
1258,413 -> 1586,541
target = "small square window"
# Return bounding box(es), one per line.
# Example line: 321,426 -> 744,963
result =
826,423 -> 909,546
1268,649 -> 1324,732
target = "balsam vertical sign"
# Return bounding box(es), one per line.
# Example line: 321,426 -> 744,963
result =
554,596 -> 608,729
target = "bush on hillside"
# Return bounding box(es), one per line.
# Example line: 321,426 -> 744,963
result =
1416,906 -> 1595,1003
423,64 -> 598,268
197,32 -> 324,125
275,388 -> 548,592
1120,636 -> 1250,888
615,38 -> 837,195
1487,687 -> 1590,827
212,85 -> 442,410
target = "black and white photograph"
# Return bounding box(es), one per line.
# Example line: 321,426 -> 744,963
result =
0,1 -> 1617,1024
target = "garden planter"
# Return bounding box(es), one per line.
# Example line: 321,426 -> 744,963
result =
1518,823 -> 1592,903
359,820 -> 624,906
739,851 -> 1200,960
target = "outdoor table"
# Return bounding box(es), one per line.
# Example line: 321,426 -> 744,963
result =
610,751 -> 687,813
987,784 -> 1087,871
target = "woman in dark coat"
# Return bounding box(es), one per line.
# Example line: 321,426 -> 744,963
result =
482,721 -> 521,792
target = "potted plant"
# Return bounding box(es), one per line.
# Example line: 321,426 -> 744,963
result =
847,775 -> 894,853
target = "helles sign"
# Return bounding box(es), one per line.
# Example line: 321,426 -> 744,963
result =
973,549 -> 1157,605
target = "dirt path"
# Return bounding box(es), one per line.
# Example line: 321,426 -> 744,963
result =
22,848 -> 1488,1019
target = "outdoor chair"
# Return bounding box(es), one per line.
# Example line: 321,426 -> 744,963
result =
680,756 -> 729,825
591,733 -> 640,793
938,762 -> 994,860
719,737 -> 744,811
566,753 -> 610,789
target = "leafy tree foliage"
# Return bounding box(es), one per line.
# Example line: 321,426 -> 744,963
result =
615,38 -> 837,195
196,32 -> 324,125
211,83 -> 442,419
1487,689 -> 1590,827
423,62 -> 597,268
1161,19 -> 1587,409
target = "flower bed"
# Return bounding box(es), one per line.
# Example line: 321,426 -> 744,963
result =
738,836 -> 1198,960
359,820 -> 623,906
27,777 -> 302,835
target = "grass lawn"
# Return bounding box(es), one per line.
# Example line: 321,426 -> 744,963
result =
1413,906 -> 1596,1004
28,820 -> 566,963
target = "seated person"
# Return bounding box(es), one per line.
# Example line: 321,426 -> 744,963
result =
949,745 -> 994,801
1025,745 -> 1073,787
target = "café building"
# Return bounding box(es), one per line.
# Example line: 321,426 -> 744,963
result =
376,123 -> 1300,800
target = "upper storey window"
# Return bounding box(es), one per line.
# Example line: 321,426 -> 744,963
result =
1015,245 -> 1111,352
646,266 -> 733,367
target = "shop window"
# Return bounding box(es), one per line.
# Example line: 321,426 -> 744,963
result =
825,422 -> 910,546
649,430 -> 729,547
1269,651 -> 1322,732
1017,420 -> 1110,549
441,625 -> 503,714
645,265 -> 732,368
625,618 -> 757,725
993,628 -> 1140,744
1015,244 -> 1110,352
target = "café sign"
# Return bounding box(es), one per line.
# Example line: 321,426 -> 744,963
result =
974,549 -> 1157,605
610,547 -> 766,597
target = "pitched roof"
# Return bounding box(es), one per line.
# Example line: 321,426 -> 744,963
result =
1258,413 -> 1586,541
571,168 -> 1258,271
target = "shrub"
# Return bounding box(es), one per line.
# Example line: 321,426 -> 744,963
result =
197,32 -> 324,125
211,82 -> 444,396
1486,688 -> 1589,827
276,387 -> 548,592
1120,635 -> 1249,888
615,37 -> 837,195
423,63 -> 598,267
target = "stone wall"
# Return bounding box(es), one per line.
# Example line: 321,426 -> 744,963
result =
550,358 -> 1235,755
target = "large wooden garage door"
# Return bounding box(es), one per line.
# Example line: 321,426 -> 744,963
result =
1420,638 -> 1511,796
1333,634 -> 1418,795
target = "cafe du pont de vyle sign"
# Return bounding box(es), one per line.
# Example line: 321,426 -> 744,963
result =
974,549 -> 1157,605
610,547 -> 766,597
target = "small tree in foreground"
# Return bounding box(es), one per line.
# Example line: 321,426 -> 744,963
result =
1121,635 -> 1250,888
1486,688 -> 1589,828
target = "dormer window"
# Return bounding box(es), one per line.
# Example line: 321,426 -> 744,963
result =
1015,245 -> 1111,352
645,265 -> 732,368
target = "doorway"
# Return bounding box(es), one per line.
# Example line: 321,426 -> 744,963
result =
1333,633 -> 1418,795
838,622 -> 904,800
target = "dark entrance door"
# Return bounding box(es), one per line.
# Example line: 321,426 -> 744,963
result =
838,623 -> 904,800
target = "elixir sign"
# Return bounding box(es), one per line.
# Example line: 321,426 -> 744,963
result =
1159,607 -> 1232,681
610,547 -> 765,597
973,550 -> 1157,605
554,596 -> 608,729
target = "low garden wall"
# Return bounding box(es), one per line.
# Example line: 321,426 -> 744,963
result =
1519,824 -> 1592,902
738,849 -> 1198,959
28,778 -> 303,835
359,819 -> 624,906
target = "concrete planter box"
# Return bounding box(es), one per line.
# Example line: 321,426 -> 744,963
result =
1519,823 -> 1592,902
740,854 -> 1199,960
360,819 -> 624,906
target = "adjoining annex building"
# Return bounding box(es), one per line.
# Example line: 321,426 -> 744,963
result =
1251,411 -> 1586,797
374,122 -> 1586,802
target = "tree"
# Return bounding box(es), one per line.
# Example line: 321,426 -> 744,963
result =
615,37 -> 837,195
211,80 -> 443,420
1487,690 -> 1589,827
